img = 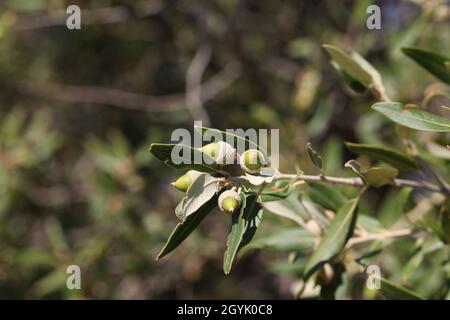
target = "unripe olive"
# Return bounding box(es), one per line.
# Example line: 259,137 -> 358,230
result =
221,198 -> 239,213
199,142 -> 219,159
218,190 -> 241,214
172,170 -> 202,192
240,149 -> 264,174
199,141 -> 237,165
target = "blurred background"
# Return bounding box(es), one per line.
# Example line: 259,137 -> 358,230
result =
0,0 -> 448,299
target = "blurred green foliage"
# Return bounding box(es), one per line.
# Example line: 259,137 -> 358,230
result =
0,0 -> 449,299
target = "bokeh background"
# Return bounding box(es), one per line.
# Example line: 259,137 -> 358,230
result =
0,0 -> 449,299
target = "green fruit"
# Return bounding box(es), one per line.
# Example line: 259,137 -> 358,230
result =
199,143 -> 219,159
218,190 -> 241,214
172,170 -> 202,192
173,174 -> 192,192
221,197 -> 239,214
241,150 -> 263,173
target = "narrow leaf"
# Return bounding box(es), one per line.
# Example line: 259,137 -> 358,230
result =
402,47 -> 450,84
149,143 -> 221,173
223,193 -> 262,274
306,142 -> 323,170
379,278 -> 425,300
372,102 -> 450,132
307,182 -> 347,212
303,197 -> 360,279
156,195 -> 218,260
262,196 -> 307,227
175,173 -> 219,221
344,160 -> 366,181
345,141 -> 417,171
323,44 -> 372,86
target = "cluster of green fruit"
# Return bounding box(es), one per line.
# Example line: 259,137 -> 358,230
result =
171,141 -> 266,214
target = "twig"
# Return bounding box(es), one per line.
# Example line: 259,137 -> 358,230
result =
239,173 -> 444,193
18,61 -> 241,113
185,45 -> 212,125
346,228 -> 413,248
13,1 -> 164,31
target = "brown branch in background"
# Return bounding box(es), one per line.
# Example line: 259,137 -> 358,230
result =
19,61 -> 241,113
185,45 -> 212,125
13,0 -> 165,31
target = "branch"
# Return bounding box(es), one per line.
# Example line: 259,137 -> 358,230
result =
346,228 -> 413,248
13,1 -> 164,31
18,61 -> 241,113
253,173 -> 444,193
185,45 -> 212,125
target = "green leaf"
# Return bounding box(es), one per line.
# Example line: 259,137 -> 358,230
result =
259,189 -> 292,202
357,215 -> 384,233
378,187 -> 412,227
323,44 -> 372,87
379,278 -> 425,300
156,195 -> 218,260
344,159 -> 366,182
242,229 -> 315,253
194,125 -> 269,164
345,142 -> 417,171
304,198 -> 360,279
307,182 -> 347,212
149,143 -> 222,173
372,102 -> 450,132
223,193 -> 262,274
355,241 -> 384,266
306,142 -> 323,170
363,167 -> 398,187
331,61 -> 367,93
175,173 -> 219,221
402,47 -> 450,84
262,195 -> 307,227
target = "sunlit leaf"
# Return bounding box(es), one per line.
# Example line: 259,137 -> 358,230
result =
372,102 -> 450,132
156,195 -> 218,260
175,173 -> 219,221
223,193 -> 262,274
149,143 -> 222,173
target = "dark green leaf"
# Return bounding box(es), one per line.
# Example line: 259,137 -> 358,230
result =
306,142 -> 323,170
223,193 -> 262,274
307,182 -> 347,211
303,198 -> 360,279
319,263 -> 346,300
149,143 -> 221,173
372,102 -> 450,132
345,142 -> 417,171
344,159 -> 366,181
331,61 -> 367,93
379,278 -> 425,300
156,195 -> 218,260
402,47 -> 450,84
